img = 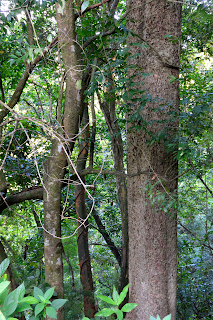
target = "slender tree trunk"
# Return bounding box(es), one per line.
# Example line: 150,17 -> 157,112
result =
98,90 -> 128,292
75,106 -> 97,318
43,1 -> 85,319
126,1 -> 182,319
43,141 -> 66,320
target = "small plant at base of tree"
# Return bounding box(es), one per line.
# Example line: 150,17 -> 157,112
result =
0,258 -> 67,319
83,284 -> 137,320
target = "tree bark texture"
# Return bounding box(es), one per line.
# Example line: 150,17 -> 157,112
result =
43,140 -> 66,320
75,106 -> 97,319
43,1 -> 85,319
126,1 -> 182,319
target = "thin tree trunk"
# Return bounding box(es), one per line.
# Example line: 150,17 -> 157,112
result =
75,106 -> 97,318
43,1 -> 85,319
43,141 -> 66,320
126,1 -> 182,319
98,91 -> 128,292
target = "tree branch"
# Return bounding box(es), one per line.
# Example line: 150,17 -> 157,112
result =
0,36 -> 58,121
92,208 -> 121,266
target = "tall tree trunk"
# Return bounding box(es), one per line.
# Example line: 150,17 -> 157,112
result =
126,1 -> 182,319
43,1 -> 85,319
75,106 -> 97,318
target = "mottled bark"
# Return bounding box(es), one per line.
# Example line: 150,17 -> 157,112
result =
75,106 -> 97,318
43,140 -> 66,320
43,1 -> 85,319
98,91 -> 128,292
126,1 -> 182,319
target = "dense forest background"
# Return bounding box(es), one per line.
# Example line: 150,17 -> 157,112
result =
0,0 -> 213,319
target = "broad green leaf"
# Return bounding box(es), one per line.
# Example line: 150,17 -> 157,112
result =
112,286 -> 119,304
33,287 -> 44,301
114,309 -> 123,320
82,318 -> 90,320
0,258 -> 10,277
51,298 -> 68,310
156,316 -> 161,320
98,295 -> 117,305
3,290 -> 19,317
7,318 -> 18,320
0,310 -> 6,320
95,308 -> 115,317
163,315 -> 171,320
117,284 -> 129,305
0,288 -> 9,304
81,0 -> 89,12
20,296 -> 39,304
150,316 -> 156,320
16,302 -> 32,312
29,316 -> 40,320
121,303 -> 138,312
35,302 -> 45,316
15,283 -> 25,301
44,287 -> 55,300
46,306 -> 57,319
0,281 -> 10,294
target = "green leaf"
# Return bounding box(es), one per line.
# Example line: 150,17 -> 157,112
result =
81,0 -> 89,12
44,287 -> 55,300
98,295 -> 117,305
112,286 -> 119,304
150,316 -> 157,320
117,284 -> 129,305
19,296 -> 39,304
156,316 -> 161,320
121,303 -> 138,312
35,302 -> 45,316
7,318 -> 19,320
0,310 -> 6,320
82,318 -> 90,320
29,317 -> 40,320
0,259 -> 10,278
98,43 -> 103,50
0,281 -> 10,294
38,294 -> 50,304
163,315 -> 171,320
114,309 -> 123,320
15,283 -> 25,301
0,288 -> 9,304
51,298 -> 68,310
95,308 -> 115,317
16,302 -> 32,312
46,306 -> 57,319
3,290 -> 19,317
33,287 -> 44,302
